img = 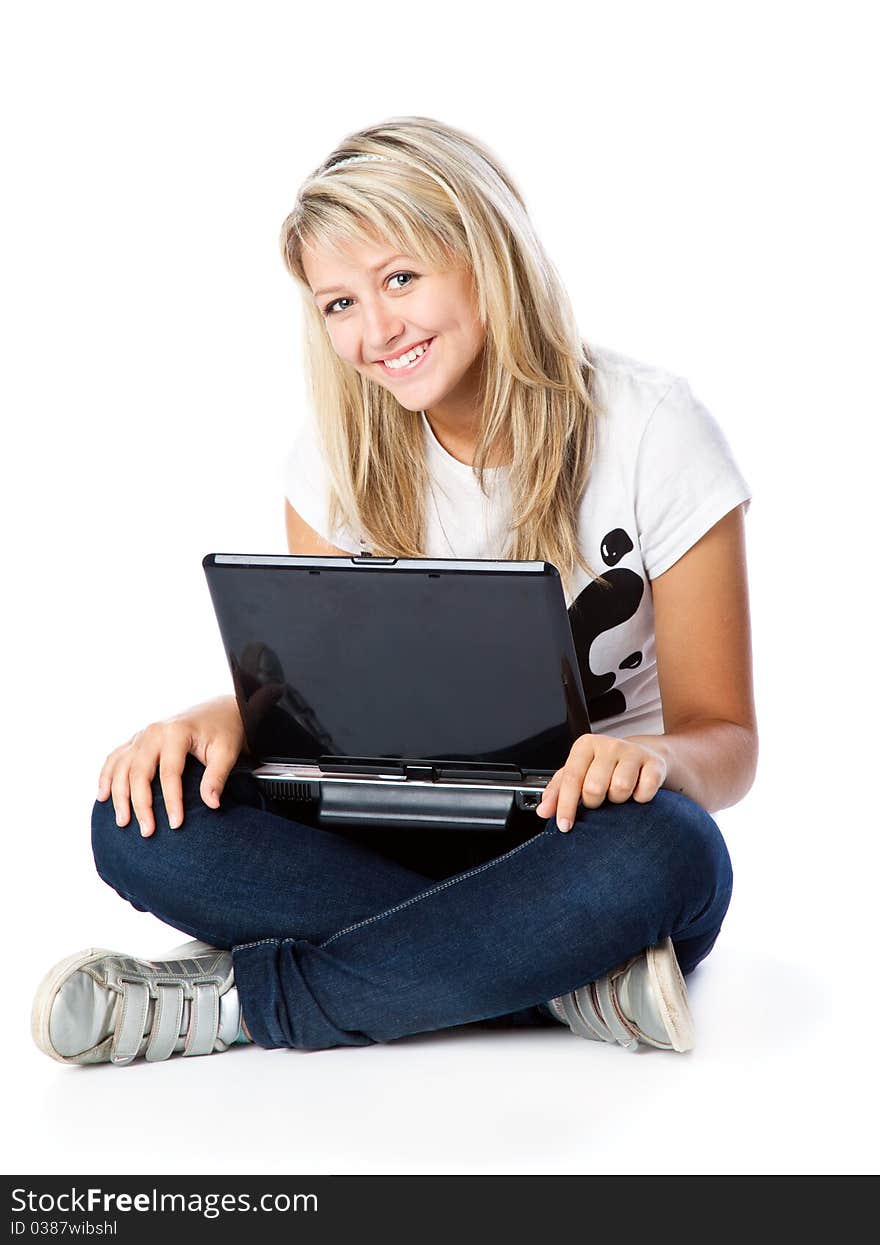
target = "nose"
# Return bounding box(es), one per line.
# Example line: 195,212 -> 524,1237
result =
360,298 -> 407,359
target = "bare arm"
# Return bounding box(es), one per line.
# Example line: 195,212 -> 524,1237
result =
626,503 -> 758,813
285,498 -> 353,556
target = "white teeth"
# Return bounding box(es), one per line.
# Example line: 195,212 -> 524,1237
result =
383,340 -> 431,369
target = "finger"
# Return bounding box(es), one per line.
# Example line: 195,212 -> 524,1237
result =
535,771 -> 562,818
159,728 -> 191,830
580,752 -> 617,809
200,737 -> 241,808
129,761 -> 158,837
606,757 -> 641,804
632,760 -> 665,803
110,764 -> 132,828
555,760 -> 591,831
543,736 -> 597,828
97,747 -> 124,801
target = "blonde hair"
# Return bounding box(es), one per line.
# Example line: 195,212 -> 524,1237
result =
280,115 -> 607,593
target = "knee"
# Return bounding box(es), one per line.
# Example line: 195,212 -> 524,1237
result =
90,754 -> 211,897
90,794 -> 147,908
90,753 -> 265,895
648,789 -> 733,913
570,788 -> 732,908
90,793 -> 164,901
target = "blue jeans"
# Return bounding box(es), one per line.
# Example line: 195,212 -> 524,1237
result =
90,755 -> 733,1050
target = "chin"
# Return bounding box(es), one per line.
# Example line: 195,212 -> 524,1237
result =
371,381 -> 436,412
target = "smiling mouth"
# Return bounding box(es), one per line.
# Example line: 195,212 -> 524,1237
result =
378,337 -> 435,374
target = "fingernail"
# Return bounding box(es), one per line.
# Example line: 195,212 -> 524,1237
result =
168,814 -> 181,830
557,817 -> 571,832
139,822 -> 150,837
535,803 -> 547,816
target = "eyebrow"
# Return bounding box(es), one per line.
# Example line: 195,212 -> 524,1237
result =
312,254 -> 413,300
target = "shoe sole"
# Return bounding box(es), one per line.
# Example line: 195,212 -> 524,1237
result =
645,937 -> 696,1052
31,947 -> 122,1064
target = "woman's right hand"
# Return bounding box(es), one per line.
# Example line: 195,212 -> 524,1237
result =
96,695 -> 246,837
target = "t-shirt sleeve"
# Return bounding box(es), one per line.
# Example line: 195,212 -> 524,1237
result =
281,419 -> 361,552
634,377 -> 752,578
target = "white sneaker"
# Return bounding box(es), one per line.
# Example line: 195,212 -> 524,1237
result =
546,937 -> 696,1053
31,939 -> 246,1065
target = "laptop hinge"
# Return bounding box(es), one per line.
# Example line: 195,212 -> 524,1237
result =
317,756 -> 406,777
435,763 -> 524,782
317,755 -> 524,783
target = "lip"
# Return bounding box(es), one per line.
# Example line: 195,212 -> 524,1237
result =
376,337 -> 435,373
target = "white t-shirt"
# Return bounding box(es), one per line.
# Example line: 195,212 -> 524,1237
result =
282,343 -> 752,738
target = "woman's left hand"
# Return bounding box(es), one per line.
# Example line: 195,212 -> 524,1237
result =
534,733 -> 667,832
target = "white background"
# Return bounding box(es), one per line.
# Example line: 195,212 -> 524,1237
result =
1,0 -> 877,1176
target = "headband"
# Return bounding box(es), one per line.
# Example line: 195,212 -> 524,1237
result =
325,153 -> 391,172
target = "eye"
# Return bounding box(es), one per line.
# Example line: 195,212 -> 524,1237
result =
323,297 -> 353,316
323,271 -> 418,316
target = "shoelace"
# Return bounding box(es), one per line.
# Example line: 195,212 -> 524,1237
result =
112,979 -> 221,1065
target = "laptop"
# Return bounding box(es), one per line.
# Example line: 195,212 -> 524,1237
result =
202,553 -> 591,832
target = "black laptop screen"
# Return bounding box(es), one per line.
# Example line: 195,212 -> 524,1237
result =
203,557 -> 590,775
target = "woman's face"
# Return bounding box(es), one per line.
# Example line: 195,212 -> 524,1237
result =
302,233 -> 487,417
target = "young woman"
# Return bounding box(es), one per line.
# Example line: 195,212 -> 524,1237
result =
32,116 -> 756,1066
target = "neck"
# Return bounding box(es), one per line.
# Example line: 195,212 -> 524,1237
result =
423,409 -> 511,468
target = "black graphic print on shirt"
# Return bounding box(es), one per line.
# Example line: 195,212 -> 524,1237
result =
568,527 -> 644,725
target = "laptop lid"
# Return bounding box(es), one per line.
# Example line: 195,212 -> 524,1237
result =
202,554 -> 590,782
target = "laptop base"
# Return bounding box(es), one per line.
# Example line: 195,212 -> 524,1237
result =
253,764 -> 547,832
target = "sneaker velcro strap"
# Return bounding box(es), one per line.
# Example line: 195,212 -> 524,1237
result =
145,983 -> 185,1062
560,988 -> 612,1042
184,982 -> 219,1057
577,983 -> 617,1042
595,977 -> 639,1051
112,980 -> 150,1065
